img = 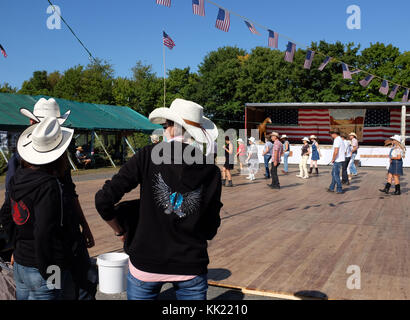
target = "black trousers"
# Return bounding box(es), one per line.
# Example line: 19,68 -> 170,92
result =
342,157 -> 351,183
271,163 -> 280,187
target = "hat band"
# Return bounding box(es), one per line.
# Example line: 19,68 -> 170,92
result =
183,118 -> 202,129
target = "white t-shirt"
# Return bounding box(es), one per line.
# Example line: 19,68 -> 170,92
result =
344,140 -> 352,158
333,136 -> 346,163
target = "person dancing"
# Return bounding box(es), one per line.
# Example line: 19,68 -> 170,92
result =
379,135 -> 406,195
309,135 -> 320,175
297,137 -> 310,179
222,136 -> 234,187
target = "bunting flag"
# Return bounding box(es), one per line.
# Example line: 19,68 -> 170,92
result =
163,31 -> 175,50
192,0 -> 205,16
379,80 -> 389,95
388,85 -> 399,99
215,8 -> 230,32
0,45 -> 7,58
318,56 -> 331,71
350,69 -> 361,75
267,30 -> 278,49
244,21 -> 260,35
284,42 -> 296,63
359,75 -> 374,87
303,50 -> 315,69
156,0 -> 171,7
342,63 -> 352,79
402,88 -> 409,102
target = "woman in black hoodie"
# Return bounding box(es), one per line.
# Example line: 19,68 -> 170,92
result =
9,117 -> 74,300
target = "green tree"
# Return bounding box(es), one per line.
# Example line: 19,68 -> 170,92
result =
19,71 -> 52,95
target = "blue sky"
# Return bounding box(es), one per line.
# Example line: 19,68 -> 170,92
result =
0,0 -> 409,89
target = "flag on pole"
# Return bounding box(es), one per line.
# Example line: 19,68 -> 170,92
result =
284,42 -> 296,63
156,0 -> 171,7
192,0 -> 205,16
388,85 -> 399,99
244,21 -> 260,35
303,50 -> 315,69
359,75 -> 374,87
0,44 -> 7,58
268,30 -> 278,49
379,80 -> 389,95
163,31 -> 175,50
402,88 -> 409,102
318,56 -> 331,71
215,8 -> 230,32
342,63 -> 352,79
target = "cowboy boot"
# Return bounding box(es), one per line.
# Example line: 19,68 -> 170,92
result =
227,180 -> 233,187
394,185 -> 401,195
308,167 -> 313,174
379,183 -> 391,194
221,179 -> 226,187
315,168 -> 319,175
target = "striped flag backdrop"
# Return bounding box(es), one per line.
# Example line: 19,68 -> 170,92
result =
156,0 -> 171,7
192,0 -> 205,16
284,42 -> 296,63
215,8 -> 230,32
267,30 -> 278,49
244,21 -> 260,35
163,31 -> 175,50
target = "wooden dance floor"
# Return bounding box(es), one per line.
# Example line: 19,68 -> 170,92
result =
2,166 -> 409,299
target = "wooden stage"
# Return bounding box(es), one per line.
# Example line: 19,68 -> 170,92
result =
2,166 -> 409,299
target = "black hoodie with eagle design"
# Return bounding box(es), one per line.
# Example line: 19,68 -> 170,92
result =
95,141 -> 223,276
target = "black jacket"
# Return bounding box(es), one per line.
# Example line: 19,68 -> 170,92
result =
8,168 -> 72,279
95,141 -> 222,276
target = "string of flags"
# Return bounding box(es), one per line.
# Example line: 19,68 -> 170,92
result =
0,44 -> 7,58
156,0 -> 410,103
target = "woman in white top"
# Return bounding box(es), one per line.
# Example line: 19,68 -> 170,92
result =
380,135 -> 406,195
246,137 -> 259,181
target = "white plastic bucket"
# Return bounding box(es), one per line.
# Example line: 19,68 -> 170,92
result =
97,252 -> 129,294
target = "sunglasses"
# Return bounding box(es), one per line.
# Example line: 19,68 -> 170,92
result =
162,120 -> 174,129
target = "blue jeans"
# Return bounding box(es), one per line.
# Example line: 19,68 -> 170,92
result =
349,153 -> 357,175
14,262 -> 66,300
329,162 -> 343,193
127,272 -> 208,300
283,151 -> 290,172
264,155 -> 272,177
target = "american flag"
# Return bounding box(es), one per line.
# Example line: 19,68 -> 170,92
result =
363,109 -> 410,142
163,31 -> 175,50
304,50 -> 315,69
156,0 -> 171,7
192,0 -> 205,16
318,56 -> 331,71
215,8 -> 230,32
359,75 -> 374,87
402,88 -> 409,102
0,44 -> 7,58
389,85 -> 399,99
379,80 -> 389,95
268,30 -> 278,49
244,21 -> 260,35
342,63 -> 352,79
284,42 -> 296,63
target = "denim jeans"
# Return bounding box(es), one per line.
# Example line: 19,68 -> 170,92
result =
349,153 -> 357,175
127,272 -> 208,300
13,262 -> 66,300
329,161 -> 343,193
264,155 -> 272,178
283,151 -> 290,172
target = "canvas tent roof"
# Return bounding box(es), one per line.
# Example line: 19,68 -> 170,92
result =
0,93 -> 161,132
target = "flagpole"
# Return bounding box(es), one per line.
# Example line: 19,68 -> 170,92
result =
163,41 -> 166,108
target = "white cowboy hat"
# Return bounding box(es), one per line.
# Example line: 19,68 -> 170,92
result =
19,98 -> 71,125
280,134 -> 288,139
17,117 -> 74,165
302,137 -> 310,142
309,135 -> 317,140
248,137 -> 256,143
149,98 -> 218,144
237,138 -> 244,143
271,132 -> 280,138
390,135 -> 402,143
349,132 -> 357,138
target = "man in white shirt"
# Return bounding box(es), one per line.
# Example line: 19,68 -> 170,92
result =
327,129 -> 345,194
341,134 -> 352,185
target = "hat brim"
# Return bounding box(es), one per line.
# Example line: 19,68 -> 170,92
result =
17,124 -> 74,165
19,108 -> 70,125
149,108 -> 218,144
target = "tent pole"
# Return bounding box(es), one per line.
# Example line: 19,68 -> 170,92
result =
124,136 -> 136,155
94,131 -> 116,168
0,147 -> 8,164
67,153 -> 77,171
